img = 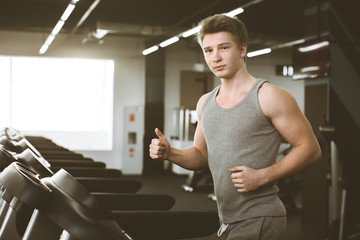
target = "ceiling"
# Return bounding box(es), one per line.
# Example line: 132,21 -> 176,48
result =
0,0 -> 351,51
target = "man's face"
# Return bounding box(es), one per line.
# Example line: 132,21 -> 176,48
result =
202,31 -> 246,80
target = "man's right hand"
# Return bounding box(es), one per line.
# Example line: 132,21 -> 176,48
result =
149,128 -> 170,160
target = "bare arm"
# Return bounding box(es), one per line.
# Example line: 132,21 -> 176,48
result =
149,94 -> 209,170
260,85 -> 322,181
230,84 -> 322,192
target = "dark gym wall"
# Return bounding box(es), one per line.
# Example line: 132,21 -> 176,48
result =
328,23 -> 360,238
301,3 -> 331,236
302,1 -> 360,238
143,40 -> 166,175
302,82 -> 330,238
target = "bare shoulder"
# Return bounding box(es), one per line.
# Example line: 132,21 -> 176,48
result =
258,82 -> 300,118
195,92 -> 211,120
259,82 -> 294,101
197,92 -> 211,110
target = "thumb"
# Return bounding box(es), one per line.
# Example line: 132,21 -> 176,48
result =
154,128 -> 165,139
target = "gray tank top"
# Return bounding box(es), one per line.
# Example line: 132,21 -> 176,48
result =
201,78 -> 286,223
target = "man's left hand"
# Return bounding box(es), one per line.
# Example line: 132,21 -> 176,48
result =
229,166 -> 266,192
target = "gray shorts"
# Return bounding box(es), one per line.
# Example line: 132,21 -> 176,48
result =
218,216 -> 286,240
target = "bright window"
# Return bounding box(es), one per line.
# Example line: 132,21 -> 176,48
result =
0,57 -> 11,128
1,56 -> 114,150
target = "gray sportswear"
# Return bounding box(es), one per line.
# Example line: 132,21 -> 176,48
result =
201,78 -> 286,224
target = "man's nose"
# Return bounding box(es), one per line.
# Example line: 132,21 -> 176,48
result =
213,50 -> 222,62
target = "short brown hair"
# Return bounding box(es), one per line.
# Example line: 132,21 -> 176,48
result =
197,14 -> 248,49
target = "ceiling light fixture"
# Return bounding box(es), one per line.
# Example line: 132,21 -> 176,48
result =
61,4 -> 76,21
247,38 -> 307,58
39,0 -> 79,55
142,0 -> 304,58
142,46 -> 159,55
225,7 -> 245,17
142,7 -> 245,56
45,35 -> 56,45
181,26 -> 201,38
51,20 -> 65,35
272,39 -> 305,50
298,40 -> 329,52
247,48 -> 272,57
159,36 -> 180,48
301,66 -> 320,73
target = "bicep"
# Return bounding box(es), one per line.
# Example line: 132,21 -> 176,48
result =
272,100 -> 315,148
261,86 -> 317,148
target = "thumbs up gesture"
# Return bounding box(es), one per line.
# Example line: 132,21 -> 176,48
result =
149,128 -> 171,160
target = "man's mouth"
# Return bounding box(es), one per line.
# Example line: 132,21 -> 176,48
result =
214,65 -> 225,71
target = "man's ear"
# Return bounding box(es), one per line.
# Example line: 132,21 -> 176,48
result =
240,45 -> 247,58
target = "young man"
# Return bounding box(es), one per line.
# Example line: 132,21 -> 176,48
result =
149,14 -> 321,239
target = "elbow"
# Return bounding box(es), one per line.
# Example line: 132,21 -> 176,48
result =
312,144 -> 322,164
193,157 -> 209,171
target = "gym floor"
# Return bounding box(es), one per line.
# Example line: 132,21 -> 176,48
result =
123,173 -> 324,240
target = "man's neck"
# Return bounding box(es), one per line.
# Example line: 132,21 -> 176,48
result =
220,71 -> 256,94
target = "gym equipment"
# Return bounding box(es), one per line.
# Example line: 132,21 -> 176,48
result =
0,162 -> 219,240
0,136 -> 85,160
0,139 -> 123,178
0,135 -> 144,195
0,142 -> 176,205
1,130 -> 97,165
0,152 -> 175,208
51,166 -> 122,177
208,192 -> 217,201
41,152 -> 85,160
0,136 -> 50,165
1,128 -> 21,142
181,168 -> 214,193
0,145 -> 142,193
276,142 -> 301,214
2,127 -> 23,141
0,147 -> 176,236
1,130 -> 220,239
1,133 -> 112,171
3,129 -> 66,151
48,159 -> 106,168
0,162 -> 133,240
0,146 -> 136,228
75,177 -> 141,193
319,125 -> 345,240
320,125 -> 360,240
46,157 -> 94,162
